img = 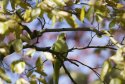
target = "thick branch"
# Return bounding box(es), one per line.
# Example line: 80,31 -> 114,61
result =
40,27 -> 104,36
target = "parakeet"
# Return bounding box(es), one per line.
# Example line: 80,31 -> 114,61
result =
52,33 -> 68,84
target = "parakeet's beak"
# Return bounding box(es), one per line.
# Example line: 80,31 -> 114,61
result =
63,34 -> 66,40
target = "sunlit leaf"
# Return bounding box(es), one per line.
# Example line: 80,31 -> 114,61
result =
27,71 -> 33,78
16,78 -> 29,84
11,60 -> 26,74
110,48 -> 124,64
25,48 -> 36,57
96,14 -> 103,22
23,8 -> 32,22
12,39 -> 23,53
86,6 -> 94,20
30,75 -> 37,84
100,60 -> 112,81
36,57 -> 43,72
80,7 -> 85,22
116,3 -> 124,9
31,8 -> 41,19
109,20 -> 116,28
53,0 -> 66,7
65,16 -> 78,28
38,78 -> 47,84
52,15 -> 57,26
92,80 -> 103,84
109,78 -> 122,84
0,22 -> 8,35
0,0 -> 9,13
0,67 -> 11,83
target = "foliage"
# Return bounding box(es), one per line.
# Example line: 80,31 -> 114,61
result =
0,0 -> 125,84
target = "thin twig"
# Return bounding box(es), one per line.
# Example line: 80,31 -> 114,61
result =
70,59 -> 107,84
62,64 -> 77,84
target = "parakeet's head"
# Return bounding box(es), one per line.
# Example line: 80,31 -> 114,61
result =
57,33 -> 66,41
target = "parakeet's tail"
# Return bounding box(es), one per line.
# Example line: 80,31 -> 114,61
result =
53,60 -> 61,84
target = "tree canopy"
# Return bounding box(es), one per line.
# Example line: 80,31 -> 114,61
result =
0,0 -> 125,84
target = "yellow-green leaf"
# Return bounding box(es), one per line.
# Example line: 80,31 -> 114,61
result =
12,39 -> 23,53
100,60 -> 111,81
109,78 -> 122,84
80,7 -> 85,22
38,78 -> 47,84
0,22 -> 8,35
116,3 -> 124,9
52,15 -> 57,26
36,57 -> 43,72
23,8 -> 32,22
11,60 -> 26,74
31,8 -> 41,19
16,78 -> 29,84
0,67 -> 11,83
53,0 -> 66,7
65,16 -> 78,28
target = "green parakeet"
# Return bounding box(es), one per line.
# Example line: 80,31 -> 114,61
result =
52,33 -> 68,84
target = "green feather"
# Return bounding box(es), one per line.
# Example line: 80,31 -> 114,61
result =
52,33 -> 68,84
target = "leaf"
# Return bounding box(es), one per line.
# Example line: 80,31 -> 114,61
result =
16,78 -> 29,84
100,60 -> 112,81
11,60 -> 26,74
0,67 -> 11,83
109,78 -> 122,84
31,8 -> 41,19
30,75 -> 37,84
65,16 -> 78,28
80,7 -> 85,22
0,22 -> 8,35
27,71 -> 33,78
25,48 -> 36,57
116,3 -> 124,9
109,20 -> 116,28
38,78 -> 47,84
52,15 -> 57,26
110,48 -> 124,64
0,0 -> 9,13
53,0 -> 66,7
12,39 -> 23,53
23,8 -> 32,22
36,57 -> 43,72
96,14 -> 103,22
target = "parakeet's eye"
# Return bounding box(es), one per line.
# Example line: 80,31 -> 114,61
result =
63,36 -> 66,40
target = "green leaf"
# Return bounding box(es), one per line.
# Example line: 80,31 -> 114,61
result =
38,78 -> 47,84
100,60 -> 112,81
0,0 -> 9,13
52,15 -> 57,26
109,20 -> 116,28
23,8 -> 32,22
80,7 -> 85,22
86,6 -> 94,20
65,16 -> 78,28
110,48 -> 124,64
27,71 -> 33,78
25,48 -> 36,57
36,57 -> 43,71
0,67 -> 11,83
0,22 -> 8,35
30,75 -> 37,84
31,8 -> 41,19
16,78 -> 29,84
109,78 -> 122,84
96,14 -> 103,22
12,39 -> 23,53
53,0 -> 66,7
11,60 -> 26,74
